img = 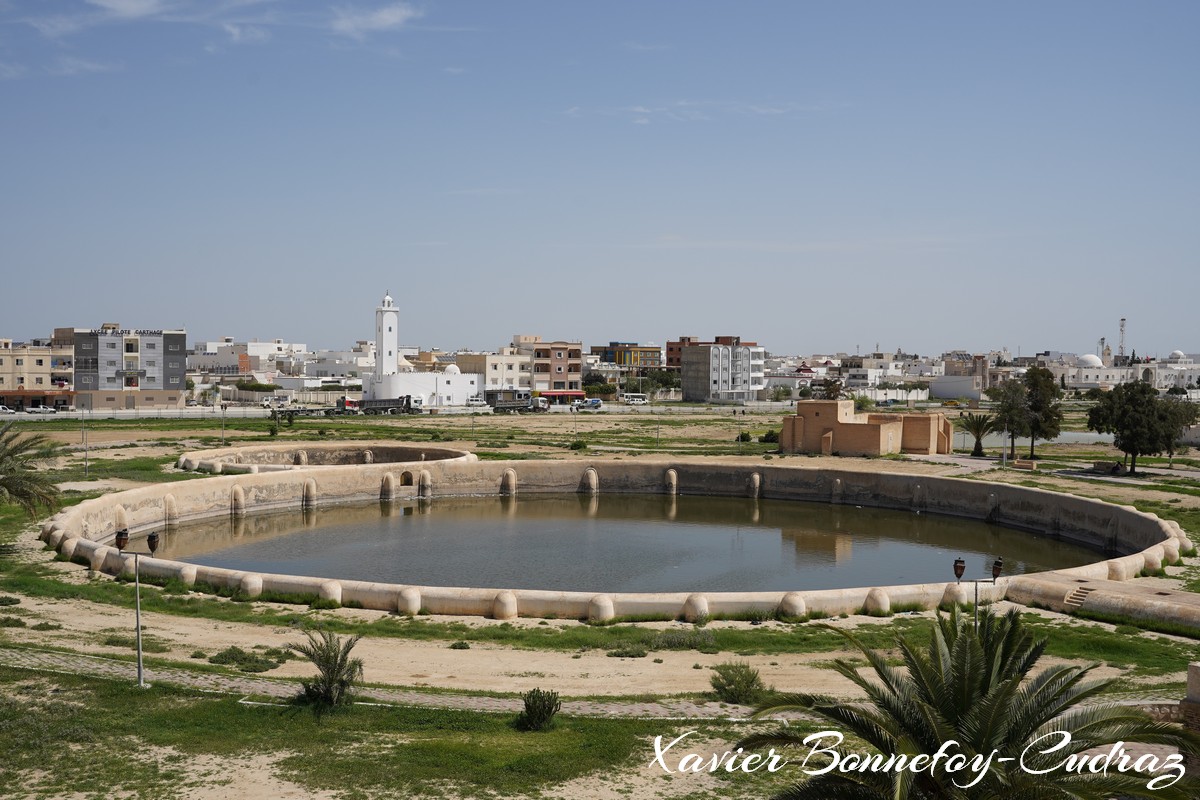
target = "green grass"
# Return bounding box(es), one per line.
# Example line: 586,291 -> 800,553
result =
0,664 -> 731,799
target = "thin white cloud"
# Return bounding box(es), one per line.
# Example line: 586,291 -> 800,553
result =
48,56 -> 119,76
0,61 -> 26,80
28,15 -> 92,38
443,66 -> 466,75
331,2 -> 421,40
223,22 -> 269,43
85,0 -> 169,18
567,99 -> 831,125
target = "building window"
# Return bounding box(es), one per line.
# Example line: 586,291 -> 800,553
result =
146,360 -> 156,367
556,366 -> 563,373
35,377 -> 43,385
15,358 -> 22,366
145,342 -> 156,350
506,364 -> 513,371
35,358 -> 44,366
168,344 -> 180,352
169,377 -> 180,385
106,342 -> 116,350
107,377 -> 117,384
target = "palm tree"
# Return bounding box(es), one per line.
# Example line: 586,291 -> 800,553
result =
953,412 -> 994,457
739,608 -> 1198,799
0,421 -> 60,517
289,629 -> 364,709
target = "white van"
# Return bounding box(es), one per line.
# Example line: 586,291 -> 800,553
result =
623,393 -> 649,405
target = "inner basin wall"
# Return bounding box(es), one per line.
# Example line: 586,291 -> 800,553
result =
40,457 -> 1188,621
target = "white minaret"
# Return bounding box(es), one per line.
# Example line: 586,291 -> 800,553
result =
375,291 -> 398,377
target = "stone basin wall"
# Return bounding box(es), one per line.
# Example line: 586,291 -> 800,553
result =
40,455 -> 1191,623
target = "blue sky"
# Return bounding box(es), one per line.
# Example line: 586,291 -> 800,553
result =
2,1 -> 1197,358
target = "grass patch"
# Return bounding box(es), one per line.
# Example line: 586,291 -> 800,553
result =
207,645 -> 291,673
0,665 -> 695,799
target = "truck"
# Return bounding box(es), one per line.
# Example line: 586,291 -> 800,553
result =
356,395 -> 423,415
486,391 -> 549,413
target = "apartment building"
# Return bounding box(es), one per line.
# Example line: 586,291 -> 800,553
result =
0,338 -> 74,410
512,334 -> 583,403
588,342 -> 663,371
680,337 -> 766,402
64,324 -> 188,409
456,347 -> 531,394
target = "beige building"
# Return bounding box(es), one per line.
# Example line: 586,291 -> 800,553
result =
512,335 -> 583,404
780,400 -> 953,457
0,338 -> 75,410
455,348 -> 531,395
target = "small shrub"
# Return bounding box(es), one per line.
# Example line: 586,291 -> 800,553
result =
736,431 -> 752,442
190,650 -> 206,659
652,628 -> 717,651
268,424 -> 279,437
516,688 -> 561,732
1114,625 -> 1142,636
569,440 -> 587,450
208,645 -> 285,673
653,658 -> 663,664
710,661 -> 768,705
0,596 -> 19,607
309,598 -> 341,611
758,429 -> 780,444
606,645 -> 648,659
449,640 -> 471,650
0,616 -> 27,628
31,622 -> 62,631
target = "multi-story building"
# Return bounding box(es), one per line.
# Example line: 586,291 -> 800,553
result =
667,335 -> 757,371
512,334 -> 583,404
64,324 -> 187,409
680,337 -> 766,402
588,342 -> 663,372
456,348 -> 531,395
0,338 -> 74,410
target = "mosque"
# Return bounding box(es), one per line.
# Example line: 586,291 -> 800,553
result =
362,292 -> 485,408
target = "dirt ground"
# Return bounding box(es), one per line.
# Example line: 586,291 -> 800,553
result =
7,418 -> 1196,799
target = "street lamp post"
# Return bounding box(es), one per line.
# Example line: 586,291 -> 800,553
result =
114,529 -> 160,689
221,402 -> 229,446
953,556 -> 1004,632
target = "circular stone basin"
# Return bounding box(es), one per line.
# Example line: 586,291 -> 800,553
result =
159,494 -> 1102,593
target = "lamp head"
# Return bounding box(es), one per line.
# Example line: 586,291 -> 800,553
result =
991,557 -> 1004,580
953,558 -> 965,581
114,529 -> 129,551
147,532 -> 160,554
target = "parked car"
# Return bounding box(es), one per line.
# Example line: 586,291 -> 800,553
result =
0,405 -> 15,415
25,405 -> 56,414
578,398 -> 603,410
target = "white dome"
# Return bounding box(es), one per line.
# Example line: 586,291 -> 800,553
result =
1078,354 -> 1103,368
443,364 -> 461,375
1170,350 -> 1186,360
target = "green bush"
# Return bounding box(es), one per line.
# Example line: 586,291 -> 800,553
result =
0,616 -> 27,628
710,661 -> 768,704
736,431 -> 752,442
516,688 -> 561,732
758,429 -> 780,444
569,440 -> 587,451
651,628 -> 716,651
31,621 -> 61,631
449,640 -> 471,650
606,645 -> 648,659
208,645 -> 288,673
0,596 -> 19,607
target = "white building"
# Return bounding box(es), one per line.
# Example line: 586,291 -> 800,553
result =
681,342 -> 766,402
362,293 -> 484,407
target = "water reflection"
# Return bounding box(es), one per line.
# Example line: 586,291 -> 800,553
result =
163,494 -> 1104,594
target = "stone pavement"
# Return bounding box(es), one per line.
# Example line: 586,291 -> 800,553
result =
0,645 -> 748,720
